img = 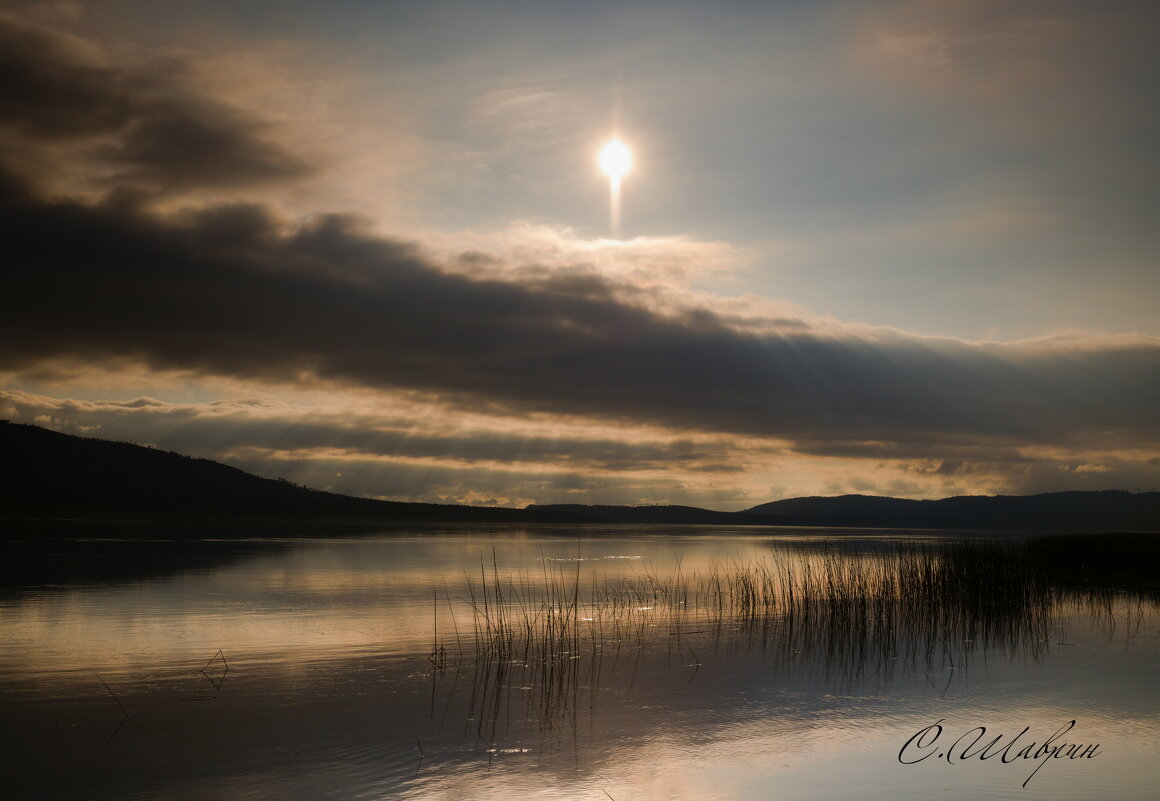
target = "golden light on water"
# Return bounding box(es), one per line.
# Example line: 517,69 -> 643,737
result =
599,139 -> 632,238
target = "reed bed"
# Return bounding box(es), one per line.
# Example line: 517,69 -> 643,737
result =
426,535 -> 1160,747
433,538 -> 1104,740
453,541 -> 1051,656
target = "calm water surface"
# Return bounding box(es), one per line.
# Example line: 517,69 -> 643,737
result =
1,525 -> 1157,800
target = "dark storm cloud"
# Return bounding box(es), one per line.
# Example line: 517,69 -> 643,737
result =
2,9 -> 1157,465
3,166 -> 1159,456
97,98 -> 311,192
0,15 -> 132,138
895,456 -> 1160,497
787,439 -> 1030,462
0,13 -> 310,192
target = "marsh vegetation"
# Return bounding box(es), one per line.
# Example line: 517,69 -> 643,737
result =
441,535 -> 1157,738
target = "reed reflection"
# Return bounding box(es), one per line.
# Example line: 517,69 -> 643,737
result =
435,536 -> 1155,749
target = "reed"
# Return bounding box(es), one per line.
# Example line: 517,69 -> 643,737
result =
91,669 -> 129,717
442,535 -> 1155,742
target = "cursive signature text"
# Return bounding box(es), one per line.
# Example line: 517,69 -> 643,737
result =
898,719 -> 1102,788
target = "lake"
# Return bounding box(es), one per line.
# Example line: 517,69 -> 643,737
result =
1,525 -> 1157,800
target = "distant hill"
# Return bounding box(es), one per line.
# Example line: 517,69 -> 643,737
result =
741,492 -> 1160,530
531,491 -> 1160,531
3,421 -> 1158,532
0,422 -> 583,524
517,504 -> 775,526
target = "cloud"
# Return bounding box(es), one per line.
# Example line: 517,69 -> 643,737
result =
0,389 -> 760,506
0,12 -> 311,197
2,158 -> 1159,458
2,9 -> 1158,504
446,223 -> 743,289
854,0 -> 1160,218
0,14 -> 129,139
222,452 -> 747,509
0,389 -> 741,473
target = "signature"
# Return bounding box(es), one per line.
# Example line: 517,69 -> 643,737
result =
898,720 -> 1102,788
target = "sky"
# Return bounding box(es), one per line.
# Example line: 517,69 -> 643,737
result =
2,0 -> 1158,509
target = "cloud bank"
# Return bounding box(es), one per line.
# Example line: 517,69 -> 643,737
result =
5,163 -> 1157,449
2,9 -> 1158,505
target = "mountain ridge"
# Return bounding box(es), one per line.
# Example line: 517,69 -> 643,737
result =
0,421 -> 583,524
3,421 -> 1158,531
532,490 -> 1160,530
741,491 -> 1160,530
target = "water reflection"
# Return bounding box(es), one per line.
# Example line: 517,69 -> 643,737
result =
0,528 -> 1157,800
435,539 -> 1097,747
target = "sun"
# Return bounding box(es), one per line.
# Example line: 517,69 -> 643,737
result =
599,140 -> 632,178
599,139 -> 633,238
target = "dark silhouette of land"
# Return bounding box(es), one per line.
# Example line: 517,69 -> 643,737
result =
743,492 -> 1160,531
2,421 -> 1158,532
0,421 -> 580,526
533,491 -> 1160,531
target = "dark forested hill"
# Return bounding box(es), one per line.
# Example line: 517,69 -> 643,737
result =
4,421 -> 1158,531
741,492 -> 1160,530
0,421 -> 580,523
531,491 -> 1160,531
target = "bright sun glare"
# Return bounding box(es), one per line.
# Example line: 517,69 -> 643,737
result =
599,140 -> 632,178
